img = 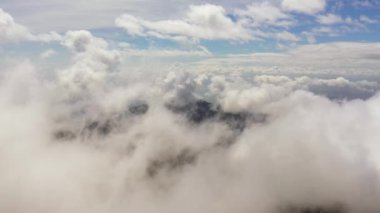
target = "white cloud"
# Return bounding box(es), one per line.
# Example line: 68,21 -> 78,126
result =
237,2 -> 291,26
197,42 -> 380,74
59,30 -> 121,95
282,0 -> 326,14
0,8 -> 34,42
301,19 -> 368,45
1,8 -> 380,213
275,31 -> 300,41
40,49 -> 56,59
1,44 -> 380,213
62,30 -> 108,53
317,14 -> 343,25
35,31 -> 62,42
122,47 -> 211,58
360,15 -> 377,24
116,42 -> 211,60
0,8 -> 61,43
288,42 -> 380,63
0,0 -> 259,32
352,0 -> 380,8
116,4 -> 253,41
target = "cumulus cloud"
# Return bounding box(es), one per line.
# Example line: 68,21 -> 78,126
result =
236,2 -> 292,26
2,4 -> 380,213
0,0 -> 260,32
0,8 -> 34,42
275,31 -> 300,41
317,14 -> 344,25
115,4 -> 252,41
59,30 -> 121,96
111,1 -> 379,45
1,58 -> 380,213
0,8 -> 61,43
115,3 -> 299,43
282,0 -> 326,14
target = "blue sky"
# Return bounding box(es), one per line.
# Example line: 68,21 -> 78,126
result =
1,0 -> 380,74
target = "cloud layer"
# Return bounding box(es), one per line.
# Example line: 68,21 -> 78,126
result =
1,43 -> 380,212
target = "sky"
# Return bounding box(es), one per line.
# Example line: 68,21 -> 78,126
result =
3,1 -> 380,213
1,0 -> 380,75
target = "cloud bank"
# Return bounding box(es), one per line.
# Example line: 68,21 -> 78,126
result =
1,41 -> 380,212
